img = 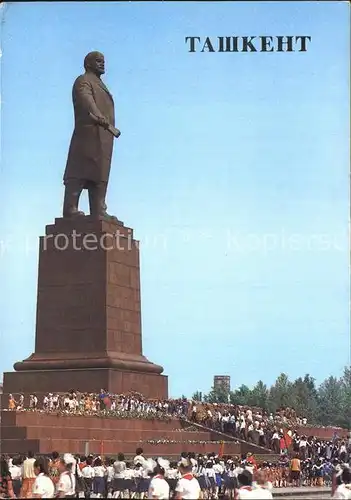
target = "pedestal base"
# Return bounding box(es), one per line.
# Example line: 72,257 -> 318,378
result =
3,368 -> 168,399
14,351 -> 164,373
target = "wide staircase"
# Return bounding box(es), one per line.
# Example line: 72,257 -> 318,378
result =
184,420 -> 278,462
1,411 -> 238,458
3,411 -> 340,460
0,410 -> 279,459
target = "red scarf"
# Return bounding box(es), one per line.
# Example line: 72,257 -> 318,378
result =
247,456 -> 257,470
182,473 -> 194,480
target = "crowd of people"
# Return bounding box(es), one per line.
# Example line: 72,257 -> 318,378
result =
7,391 -> 189,421
7,390 -> 350,455
3,391 -> 351,498
1,448 -> 351,499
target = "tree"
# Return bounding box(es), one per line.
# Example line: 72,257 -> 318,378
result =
250,380 -> 269,410
289,374 -> 319,422
317,376 -> 344,427
290,377 -> 308,417
302,374 -> 320,422
340,367 -> 351,429
192,391 -> 203,402
230,385 -> 253,406
204,385 -> 230,404
199,366 -> 351,429
268,373 -> 292,412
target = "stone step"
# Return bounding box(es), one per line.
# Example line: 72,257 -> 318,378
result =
2,411 -> 183,431
1,425 -> 210,442
186,420 -> 274,455
1,438 -> 241,457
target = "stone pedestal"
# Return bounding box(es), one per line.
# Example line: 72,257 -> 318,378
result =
3,216 -> 168,399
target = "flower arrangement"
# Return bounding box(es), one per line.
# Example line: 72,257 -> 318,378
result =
145,438 -> 237,445
4,407 -> 174,422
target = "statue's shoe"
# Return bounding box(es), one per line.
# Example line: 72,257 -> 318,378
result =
63,210 -> 85,218
100,212 -> 122,224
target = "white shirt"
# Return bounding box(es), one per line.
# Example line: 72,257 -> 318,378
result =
263,481 -> 273,492
133,469 -> 142,480
123,469 -> 134,480
148,475 -> 170,499
333,484 -> 351,499
213,463 -> 223,474
251,486 -> 273,499
32,473 -> 55,498
81,466 -> 95,479
58,471 -> 76,496
165,468 -> 179,480
236,486 -> 255,499
113,461 -> 126,478
30,396 -> 38,407
69,398 -> 77,410
205,468 -> 216,480
94,466 -> 106,477
106,466 -> 114,482
9,465 -> 22,480
245,465 -> 255,475
234,467 -> 243,477
134,455 -> 148,467
23,458 -> 36,479
175,474 -> 201,499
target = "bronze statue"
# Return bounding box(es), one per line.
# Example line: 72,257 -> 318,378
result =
63,51 -> 121,219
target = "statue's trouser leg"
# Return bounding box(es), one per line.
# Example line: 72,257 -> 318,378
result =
88,181 -> 107,216
63,179 -> 85,217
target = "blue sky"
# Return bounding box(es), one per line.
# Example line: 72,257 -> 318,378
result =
0,1 -> 349,397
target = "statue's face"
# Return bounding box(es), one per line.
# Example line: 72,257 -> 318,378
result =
89,53 -> 105,75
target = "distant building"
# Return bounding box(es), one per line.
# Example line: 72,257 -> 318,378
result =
214,375 -> 230,392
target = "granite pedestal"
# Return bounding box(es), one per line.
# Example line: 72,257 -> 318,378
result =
3,216 -> 168,399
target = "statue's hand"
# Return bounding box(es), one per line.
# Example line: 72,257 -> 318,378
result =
97,116 -> 109,128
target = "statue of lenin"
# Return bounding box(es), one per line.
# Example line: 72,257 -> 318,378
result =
63,51 -> 120,219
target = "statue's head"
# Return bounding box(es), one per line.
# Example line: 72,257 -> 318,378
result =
84,51 -> 105,76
